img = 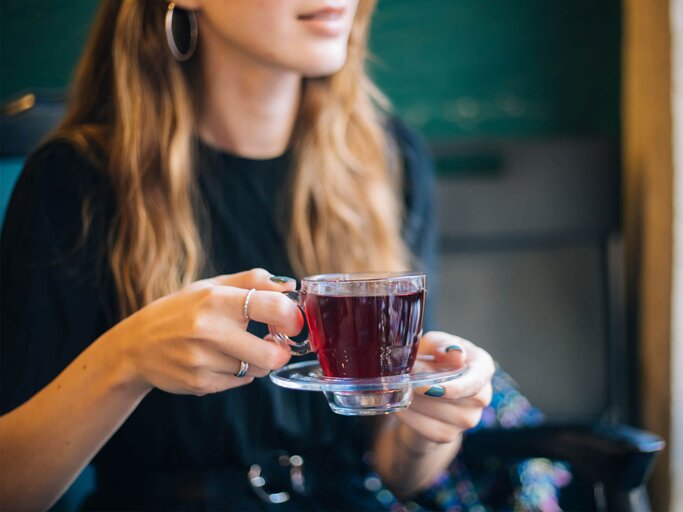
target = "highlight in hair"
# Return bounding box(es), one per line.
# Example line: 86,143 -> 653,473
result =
52,0 -> 409,318
289,0 -> 409,275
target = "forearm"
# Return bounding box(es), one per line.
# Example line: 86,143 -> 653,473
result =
373,416 -> 461,500
0,331 -> 149,511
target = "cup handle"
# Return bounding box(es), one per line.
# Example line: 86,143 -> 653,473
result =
268,291 -> 312,356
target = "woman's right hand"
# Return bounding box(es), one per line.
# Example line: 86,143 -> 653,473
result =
105,268 -> 302,396
0,268 -> 300,511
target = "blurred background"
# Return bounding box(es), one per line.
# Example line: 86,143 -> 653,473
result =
0,0 -> 679,510
370,0 -> 621,421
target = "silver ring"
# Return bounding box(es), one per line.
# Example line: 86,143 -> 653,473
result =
235,360 -> 249,378
243,288 -> 256,321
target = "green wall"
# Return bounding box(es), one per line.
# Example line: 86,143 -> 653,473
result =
1,1 -> 100,100
369,0 -> 620,138
1,0 -> 620,139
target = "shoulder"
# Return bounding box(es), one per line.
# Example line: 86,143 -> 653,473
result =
20,138 -> 106,195
3,139 -> 112,258
9,139 -> 109,221
385,117 -> 436,225
386,117 -> 436,197
387,117 -> 434,174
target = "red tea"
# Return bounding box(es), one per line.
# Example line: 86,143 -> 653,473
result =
303,290 -> 425,378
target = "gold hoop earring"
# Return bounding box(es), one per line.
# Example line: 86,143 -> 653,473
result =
165,2 -> 198,62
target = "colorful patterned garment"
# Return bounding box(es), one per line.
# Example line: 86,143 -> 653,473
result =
362,368 -> 573,512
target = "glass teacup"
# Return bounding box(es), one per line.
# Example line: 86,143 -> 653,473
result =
269,272 -> 426,415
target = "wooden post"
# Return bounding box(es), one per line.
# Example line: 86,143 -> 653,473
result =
623,0 -> 673,509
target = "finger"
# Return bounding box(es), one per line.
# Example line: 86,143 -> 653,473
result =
418,335 -> 493,398
179,342 -> 272,378
246,365 -> 270,378
417,331 -> 467,367
396,408 -> 463,445
209,268 -> 297,291
443,346 -> 494,399
408,387 -> 491,425
245,290 -> 304,336
415,361 -> 494,402
207,357 -> 270,378
210,366 -> 270,379
198,287 -> 303,335
414,366 -> 491,401
216,329 -> 293,371
186,370 -> 255,396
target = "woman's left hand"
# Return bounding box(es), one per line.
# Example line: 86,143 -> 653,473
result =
397,331 -> 495,445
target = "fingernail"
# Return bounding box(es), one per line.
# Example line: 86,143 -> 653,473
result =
445,345 -> 464,353
270,275 -> 295,284
424,385 -> 445,397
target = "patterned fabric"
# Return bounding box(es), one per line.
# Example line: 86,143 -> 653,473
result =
361,368 -> 572,511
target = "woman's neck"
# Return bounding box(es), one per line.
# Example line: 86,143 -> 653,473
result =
196,24 -> 302,159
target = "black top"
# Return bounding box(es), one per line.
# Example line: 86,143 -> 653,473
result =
1,121 -> 437,511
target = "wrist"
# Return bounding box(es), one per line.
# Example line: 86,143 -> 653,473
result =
394,420 -> 439,456
94,321 -> 152,398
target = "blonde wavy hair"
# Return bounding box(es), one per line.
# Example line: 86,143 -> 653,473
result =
54,0 -> 410,318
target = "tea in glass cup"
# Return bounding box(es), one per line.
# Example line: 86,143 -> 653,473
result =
270,272 -> 426,415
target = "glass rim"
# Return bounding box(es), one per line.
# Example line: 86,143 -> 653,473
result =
301,271 -> 425,284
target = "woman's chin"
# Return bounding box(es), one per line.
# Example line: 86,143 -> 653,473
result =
301,58 -> 348,79
289,44 -> 348,78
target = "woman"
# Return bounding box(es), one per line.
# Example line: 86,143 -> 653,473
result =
0,1 -> 495,510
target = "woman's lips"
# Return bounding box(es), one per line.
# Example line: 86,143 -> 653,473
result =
298,7 -> 344,20
297,7 -> 346,37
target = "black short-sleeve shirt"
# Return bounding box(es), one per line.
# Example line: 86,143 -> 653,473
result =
0,120 -> 437,511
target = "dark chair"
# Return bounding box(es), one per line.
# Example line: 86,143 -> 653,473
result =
432,138 -> 664,510
461,424 -> 663,511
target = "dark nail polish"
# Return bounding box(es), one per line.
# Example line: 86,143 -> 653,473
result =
425,385 -> 445,397
270,275 -> 295,284
445,345 -> 464,353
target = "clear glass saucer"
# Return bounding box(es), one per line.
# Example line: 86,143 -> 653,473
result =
270,357 -> 468,416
